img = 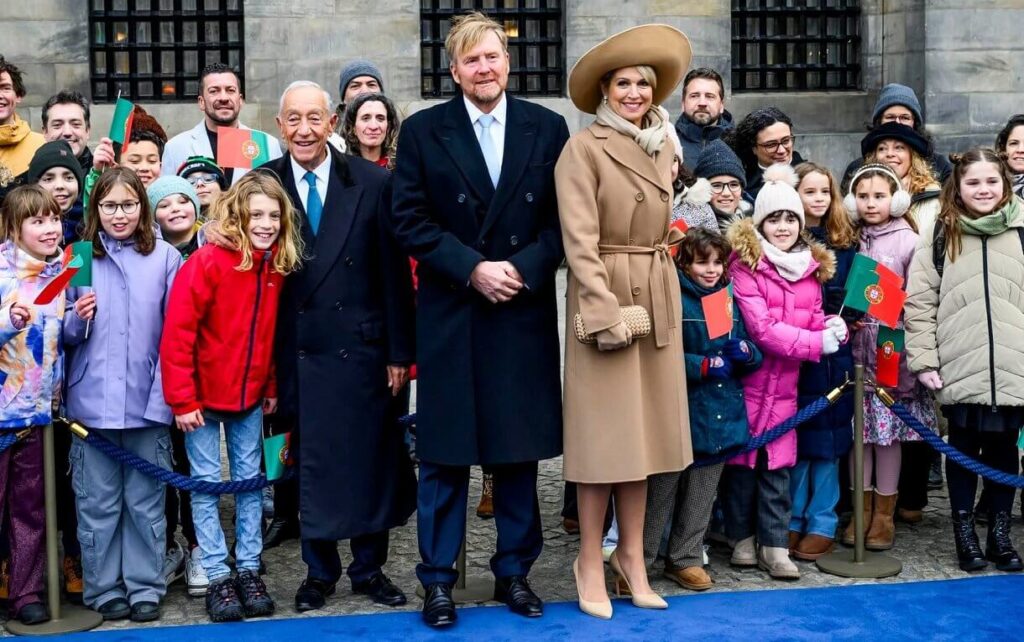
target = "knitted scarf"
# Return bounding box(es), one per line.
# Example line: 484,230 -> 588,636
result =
757,231 -> 811,282
959,196 -> 1022,237
595,102 -> 670,157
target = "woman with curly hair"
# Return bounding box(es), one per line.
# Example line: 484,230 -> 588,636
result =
723,106 -> 805,203
341,93 -> 400,171
995,114 -> 1024,200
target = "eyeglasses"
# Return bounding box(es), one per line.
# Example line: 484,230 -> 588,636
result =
709,180 -> 743,194
186,173 -> 220,186
756,136 -> 794,153
97,200 -> 140,216
881,113 -> 915,125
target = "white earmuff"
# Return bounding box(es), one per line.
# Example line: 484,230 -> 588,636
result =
845,163 -> 912,221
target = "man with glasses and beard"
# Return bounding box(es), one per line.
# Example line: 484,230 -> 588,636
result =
162,63 -> 281,185
674,68 -> 734,172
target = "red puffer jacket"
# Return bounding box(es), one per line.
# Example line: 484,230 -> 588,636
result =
160,244 -> 282,415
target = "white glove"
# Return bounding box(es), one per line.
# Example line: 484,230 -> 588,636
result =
821,327 -> 840,355
917,370 -> 944,391
824,316 -> 848,343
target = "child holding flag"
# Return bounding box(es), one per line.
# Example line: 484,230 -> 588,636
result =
643,229 -> 762,590
724,164 -> 843,580
788,163 -> 860,560
159,171 -> 303,622
0,185 -> 66,625
843,163 -> 935,552
64,167 -> 182,623
905,148 -> 1024,572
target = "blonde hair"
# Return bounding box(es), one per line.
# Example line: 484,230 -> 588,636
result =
794,162 -> 858,249
207,172 -> 305,275
600,64 -> 658,90
865,147 -> 937,196
1,184 -> 62,246
445,12 -> 507,63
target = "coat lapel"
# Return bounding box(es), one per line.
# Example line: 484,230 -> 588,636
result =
437,97 -> 495,206
479,95 -> 537,239
600,125 -> 670,193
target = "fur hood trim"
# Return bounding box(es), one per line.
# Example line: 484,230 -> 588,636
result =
726,217 -> 836,284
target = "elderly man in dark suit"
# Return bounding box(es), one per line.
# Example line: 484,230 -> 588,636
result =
389,12 -> 568,628
213,80 -> 417,613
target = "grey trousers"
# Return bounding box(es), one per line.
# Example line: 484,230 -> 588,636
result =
720,450 -> 791,548
643,463 -> 724,568
71,427 -> 170,608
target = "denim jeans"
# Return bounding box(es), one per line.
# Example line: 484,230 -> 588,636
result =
789,459 -> 840,538
185,407 -> 263,581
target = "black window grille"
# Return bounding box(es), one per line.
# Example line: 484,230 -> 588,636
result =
420,0 -> 565,99
731,0 -> 861,92
89,0 -> 244,102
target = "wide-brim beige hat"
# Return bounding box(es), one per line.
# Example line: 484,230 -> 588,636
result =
568,24 -> 692,114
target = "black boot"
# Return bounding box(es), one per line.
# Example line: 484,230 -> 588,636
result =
952,510 -> 988,572
985,511 -> 1024,572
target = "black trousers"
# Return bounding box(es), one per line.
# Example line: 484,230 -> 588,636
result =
946,424 -> 1018,515
302,531 -> 389,585
164,424 -> 196,548
897,441 -> 932,511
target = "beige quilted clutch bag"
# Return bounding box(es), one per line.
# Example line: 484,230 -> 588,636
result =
573,305 -> 651,344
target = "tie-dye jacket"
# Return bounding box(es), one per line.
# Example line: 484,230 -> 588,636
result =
0,240 -> 64,428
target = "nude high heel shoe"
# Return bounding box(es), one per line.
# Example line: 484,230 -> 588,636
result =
609,551 -> 667,609
573,557 -> 612,619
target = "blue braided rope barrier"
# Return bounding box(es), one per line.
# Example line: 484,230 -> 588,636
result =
0,431 -> 18,455
887,399 -> 1024,489
692,395 -> 833,468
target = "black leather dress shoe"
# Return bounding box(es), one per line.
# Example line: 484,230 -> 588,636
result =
97,597 -> 131,620
494,576 -> 543,617
352,572 -> 407,607
421,583 -> 456,627
294,578 -> 336,612
130,601 -> 160,623
263,518 -> 300,549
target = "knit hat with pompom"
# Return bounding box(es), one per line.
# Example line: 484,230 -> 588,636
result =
753,163 -> 804,228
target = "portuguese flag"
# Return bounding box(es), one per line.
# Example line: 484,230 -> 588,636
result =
701,284 -> 734,340
217,126 -> 272,169
843,254 -> 906,329
108,97 -> 135,145
876,327 -> 905,388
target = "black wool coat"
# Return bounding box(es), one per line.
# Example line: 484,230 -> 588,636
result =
261,148 -> 416,541
389,95 -> 569,466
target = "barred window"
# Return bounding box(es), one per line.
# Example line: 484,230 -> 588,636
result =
731,0 -> 861,92
89,0 -> 244,102
420,0 -> 565,99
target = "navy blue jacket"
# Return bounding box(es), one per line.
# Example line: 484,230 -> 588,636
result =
795,224 -> 858,460
679,270 -> 763,456
674,110 -> 735,172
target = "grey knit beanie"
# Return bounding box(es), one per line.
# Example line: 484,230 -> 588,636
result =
693,139 -> 746,187
872,83 -> 923,125
338,60 -> 384,101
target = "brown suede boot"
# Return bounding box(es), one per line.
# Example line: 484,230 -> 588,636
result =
475,473 -> 494,519
865,492 -> 897,551
788,531 -> 801,553
793,534 -> 835,561
842,490 -> 874,546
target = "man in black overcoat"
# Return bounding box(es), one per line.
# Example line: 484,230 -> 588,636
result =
257,81 -> 417,612
389,12 -> 568,627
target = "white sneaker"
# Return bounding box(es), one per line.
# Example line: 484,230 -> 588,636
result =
758,545 -> 800,580
185,546 -> 210,597
163,540 -> 185,586
729,536 -> 757,567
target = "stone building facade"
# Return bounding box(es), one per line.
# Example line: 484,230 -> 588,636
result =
3,0 -> 1022,175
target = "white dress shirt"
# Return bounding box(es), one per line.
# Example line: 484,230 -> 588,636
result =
464,93 -> 507,170
291,153 -> 331,212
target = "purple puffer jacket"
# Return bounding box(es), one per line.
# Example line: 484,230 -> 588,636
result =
850,216 -> 919,398
726,218 -> 835,470
63,232 -> 182,429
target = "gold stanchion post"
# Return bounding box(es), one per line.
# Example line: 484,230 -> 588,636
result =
5,424 -> 102,636
817,365 -> 902,578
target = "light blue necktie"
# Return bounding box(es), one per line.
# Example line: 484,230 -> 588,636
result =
477,114 -> 500,188
303,171 -> 323,235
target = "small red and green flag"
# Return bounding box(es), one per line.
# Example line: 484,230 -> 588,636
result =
217,126 -> 272,169
876,327 -> 905,388
701,284 -> 734,340
69,241 -> 93,287
34,245 -> 83,305
843,254 -> 906,329
108,97 -> 135,145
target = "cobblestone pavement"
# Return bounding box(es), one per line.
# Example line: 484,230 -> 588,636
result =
8,268 -> 1023,634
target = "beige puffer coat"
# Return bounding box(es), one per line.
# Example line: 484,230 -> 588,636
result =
904,205 -> 1024,407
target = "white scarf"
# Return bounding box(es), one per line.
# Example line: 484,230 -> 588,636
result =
595,102 -> 670,157
757,232 -> 812,282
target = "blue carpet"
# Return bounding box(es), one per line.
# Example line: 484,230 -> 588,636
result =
54,576 -> 1023,641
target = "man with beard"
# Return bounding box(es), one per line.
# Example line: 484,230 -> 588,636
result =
162,63 -> 281,185
674,68 -> 734,172
41,91 -> 93,242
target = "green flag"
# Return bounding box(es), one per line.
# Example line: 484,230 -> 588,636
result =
109,97 -> 135,145
69,241 -> 92,287
262,432 -> 292,481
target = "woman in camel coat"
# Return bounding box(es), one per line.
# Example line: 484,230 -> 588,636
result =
555,24 -> 693,619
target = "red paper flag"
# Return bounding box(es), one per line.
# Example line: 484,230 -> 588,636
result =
874,261 -> 904,289
876,327 -> 905,388
701,284 -> 734,340
670,218 -> 689,234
